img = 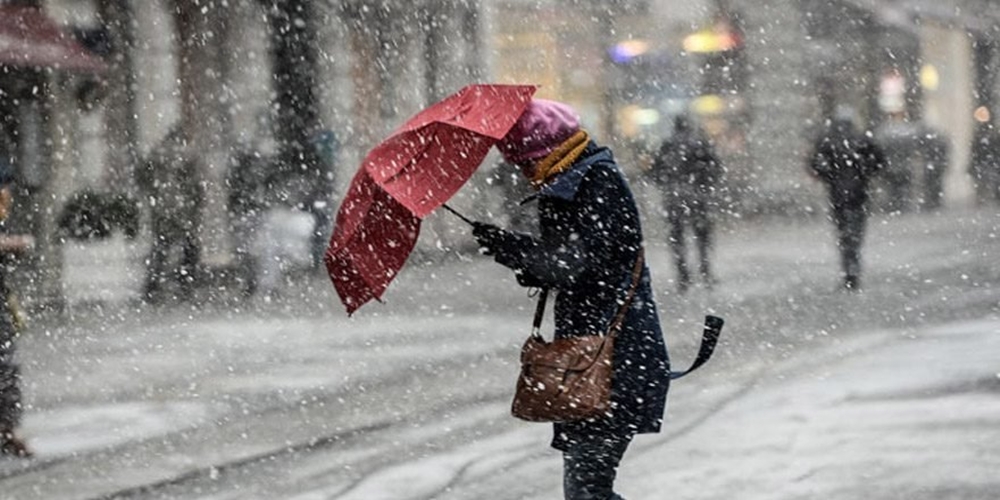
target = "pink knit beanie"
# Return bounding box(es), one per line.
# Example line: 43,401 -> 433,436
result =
496,99 -> 580,166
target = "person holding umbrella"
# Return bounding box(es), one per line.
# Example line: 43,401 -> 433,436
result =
326,87 -> 721,498
472,99 -> 670,500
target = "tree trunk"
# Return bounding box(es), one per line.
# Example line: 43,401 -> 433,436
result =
423,2 -> 448,103
35,73 -> 74,314
460,0 -> 484,83
97,0 -> 139,192
173,0 -> 231,267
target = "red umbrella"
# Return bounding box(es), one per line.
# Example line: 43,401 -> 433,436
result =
365,84 -> 538,216
326,84 -> 537,314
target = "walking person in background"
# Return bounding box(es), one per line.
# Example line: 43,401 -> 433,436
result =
306,130 -> 338,270
472,99 -> 670,500
969,124 -> 999,206
650,113 -> 725,293
227,145 -> 270,299
137,126 -> 204,304
808,110 -> 886,291
916,125 -> 950,211
0,160 -> 32,457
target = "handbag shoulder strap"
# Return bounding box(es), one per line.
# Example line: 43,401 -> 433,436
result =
530,288 -> 549,339
607,248 -> 645,337
531,248 -> 645,339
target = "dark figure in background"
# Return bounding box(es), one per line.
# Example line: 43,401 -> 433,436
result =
919,128 -> 950,211
969,126 -> 1000,206
651,114 -> 724,293
306,130 -> 338,269
227,147 -> 270,298
137,127 -> 204,304
0,162 -> 33,457
874,112 -> 950,212
474,99 -> 670,500
808,115 -> 886,291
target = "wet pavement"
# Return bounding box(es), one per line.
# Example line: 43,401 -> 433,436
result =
0,207 -> 997,499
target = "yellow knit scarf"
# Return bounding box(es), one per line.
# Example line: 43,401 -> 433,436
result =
531,130 -> 591,188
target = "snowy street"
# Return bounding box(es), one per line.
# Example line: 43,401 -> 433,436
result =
4,1 -> 1000,499
1,208 -> 998,499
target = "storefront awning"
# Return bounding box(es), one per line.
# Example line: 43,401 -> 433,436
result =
0,6 -> 105,72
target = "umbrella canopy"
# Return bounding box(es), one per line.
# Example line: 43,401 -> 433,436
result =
0,5 -> 106,72
325,169 -> 420,314
326,84 -> 537,314
364,84 -> 538,217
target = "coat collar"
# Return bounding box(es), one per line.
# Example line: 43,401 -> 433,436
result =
522,142 -> 613,203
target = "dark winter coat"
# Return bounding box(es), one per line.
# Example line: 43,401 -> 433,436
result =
651,127 -> 724,207
493,142 -> 671,450
809,119 -> 886,210
137,129 -> 204,234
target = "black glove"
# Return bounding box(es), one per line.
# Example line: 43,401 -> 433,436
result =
473,222 -> 542,286
472,222 -> 508,256
472,221 -> 526,265
514,268 -> 543,288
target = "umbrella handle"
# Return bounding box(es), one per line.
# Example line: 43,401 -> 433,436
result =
442,204 -> 475,226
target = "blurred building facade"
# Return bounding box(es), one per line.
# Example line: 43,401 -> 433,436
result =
690,0 -> 996,212
3,0 -> 1000,306
0,0 -> 107,308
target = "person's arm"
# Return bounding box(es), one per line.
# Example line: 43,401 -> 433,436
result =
807,140 -> 829,180
702,142 -> 725,187
475,165 -> 640,289
647,142 -> 668,186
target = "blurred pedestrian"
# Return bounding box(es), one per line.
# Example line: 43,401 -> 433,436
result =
227,146 -> 270,299
137,126 -> 204,304
650,114 -> 724,293
808,111 -> 886,291
918,127 -> 949,211
874,110 -> 950,212
0,160 -> 32,457
305,129 -> 338,269
969,125 -> 1000,206
472,99 -> 670,500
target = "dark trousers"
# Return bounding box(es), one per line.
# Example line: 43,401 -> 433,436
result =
144,218 -> 200,302
0,311 -> 21,431
307,203 -> 334,270
832,206 -> 867,288
922,165 -> 944,211
230,212 -> 260,298
562,433 -> 633,500
882,168 -> 912,213
667,200 -> 713,289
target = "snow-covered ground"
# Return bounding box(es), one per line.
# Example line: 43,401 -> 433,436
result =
1,208 -> 998,499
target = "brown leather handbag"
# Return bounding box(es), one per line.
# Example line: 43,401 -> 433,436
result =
511,251 -> 644,423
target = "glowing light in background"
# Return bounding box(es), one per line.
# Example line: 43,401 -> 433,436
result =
609,39 -> 650,63
683,29 -> 739,53
692,94 -> 725,115
974,106 -> 991,123
920,64 -> 940,91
